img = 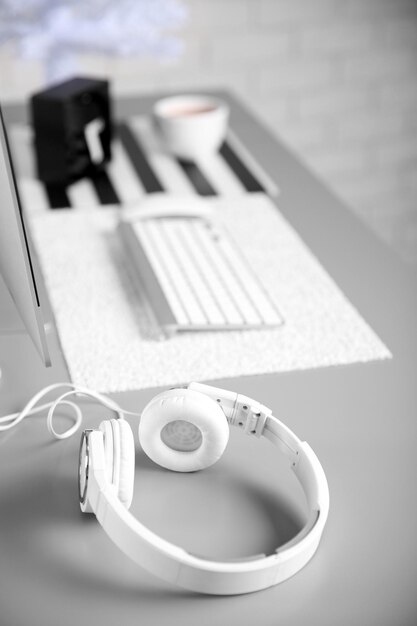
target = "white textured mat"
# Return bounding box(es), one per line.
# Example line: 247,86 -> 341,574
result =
29,194 -> 391,392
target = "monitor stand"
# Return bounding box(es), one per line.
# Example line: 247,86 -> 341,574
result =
0,273 -> 26,335
0,274 -> 24,394
0,273 -> 69,413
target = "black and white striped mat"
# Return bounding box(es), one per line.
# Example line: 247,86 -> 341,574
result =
9,116 -> 279,214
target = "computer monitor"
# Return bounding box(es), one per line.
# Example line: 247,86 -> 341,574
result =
0,104 -> 51,366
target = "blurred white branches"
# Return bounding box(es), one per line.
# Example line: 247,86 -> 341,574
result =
0,0 -> 188,81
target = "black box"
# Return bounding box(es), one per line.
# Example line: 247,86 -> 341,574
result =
31,76 -> 112,185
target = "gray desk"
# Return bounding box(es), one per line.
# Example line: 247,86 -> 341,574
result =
1,93 -> 416,626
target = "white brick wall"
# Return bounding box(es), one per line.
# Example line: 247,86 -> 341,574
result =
1,0 -> 416,265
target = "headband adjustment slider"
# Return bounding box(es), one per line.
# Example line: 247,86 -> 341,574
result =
231,396 -> 271,437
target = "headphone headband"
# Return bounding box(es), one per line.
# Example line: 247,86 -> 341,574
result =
79,383 -> 329,595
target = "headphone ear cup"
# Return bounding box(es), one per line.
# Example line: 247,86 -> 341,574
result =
99,419 -> 135,509
138,388 -> 229,473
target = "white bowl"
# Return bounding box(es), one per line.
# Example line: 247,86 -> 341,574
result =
153,95 -> 229,161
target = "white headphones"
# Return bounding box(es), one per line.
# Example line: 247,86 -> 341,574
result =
79,381 -> 329,595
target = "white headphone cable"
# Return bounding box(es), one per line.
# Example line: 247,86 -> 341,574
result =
0,383 -> 142,440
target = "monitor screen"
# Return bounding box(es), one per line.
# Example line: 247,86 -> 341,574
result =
0,105 -> 50,366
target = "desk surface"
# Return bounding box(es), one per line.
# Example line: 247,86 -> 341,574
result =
1,92 -> 416,626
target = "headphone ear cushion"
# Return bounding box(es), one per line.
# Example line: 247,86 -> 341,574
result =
99,420 -> 114,484
138,388 -> 229,472
116,419 -> 135,509
99,419 -> 135,509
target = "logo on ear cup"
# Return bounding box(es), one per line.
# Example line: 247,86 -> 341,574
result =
139,389 -> 229,472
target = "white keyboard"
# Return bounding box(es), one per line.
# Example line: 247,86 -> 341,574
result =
119,207 -> 283,334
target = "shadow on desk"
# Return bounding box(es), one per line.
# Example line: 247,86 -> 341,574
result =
0,449 -> 304,604
0,468 -> 202,602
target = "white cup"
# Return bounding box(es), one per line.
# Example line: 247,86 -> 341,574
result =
153,94 -> 229,161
